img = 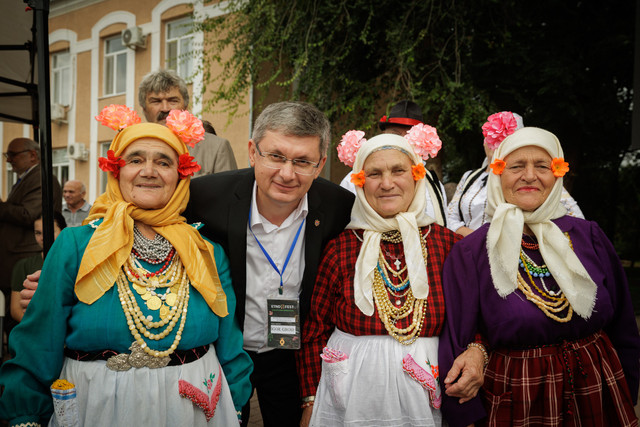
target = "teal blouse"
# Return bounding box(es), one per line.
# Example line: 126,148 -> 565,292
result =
0,220 -> 253,426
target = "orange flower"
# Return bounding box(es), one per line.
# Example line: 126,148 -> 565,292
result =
350,170 -> 366,187
411,163 -> 427,181
489,159 -> 506,175
551,157 -> 569,177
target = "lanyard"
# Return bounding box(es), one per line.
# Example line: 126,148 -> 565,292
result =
249,210 -> 306,295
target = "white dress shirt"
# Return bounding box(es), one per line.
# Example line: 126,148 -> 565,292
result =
243,183 -> 308,352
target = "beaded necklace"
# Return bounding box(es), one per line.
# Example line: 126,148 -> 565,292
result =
132,225 -> 173,263
516,234 -> 574,323
116,246 -> 191,360
372,226 -> 431,345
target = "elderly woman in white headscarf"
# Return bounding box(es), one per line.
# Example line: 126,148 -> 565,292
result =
296,131 -> 484,427
439,127 -> 640,426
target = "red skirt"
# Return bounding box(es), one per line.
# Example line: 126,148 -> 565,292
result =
480,331 -> 638,427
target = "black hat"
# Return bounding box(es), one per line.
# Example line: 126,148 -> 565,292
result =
378,100 -> 424,131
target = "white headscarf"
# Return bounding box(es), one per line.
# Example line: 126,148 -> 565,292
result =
347,134 -> 437,316
485,127 -> 596,319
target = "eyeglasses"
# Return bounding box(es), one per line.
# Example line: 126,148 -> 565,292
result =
3,149 -> 31,159
254,144 -> 321,176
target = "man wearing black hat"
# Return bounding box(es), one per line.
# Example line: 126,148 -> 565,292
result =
339,100 -> 448,225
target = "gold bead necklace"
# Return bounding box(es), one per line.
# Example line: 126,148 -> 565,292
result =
372,226 -> 431,345
116,255 -> 190,358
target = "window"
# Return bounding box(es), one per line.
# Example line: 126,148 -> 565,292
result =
52,148 -> 69,187
52,51 -> 71,106
166,17 -> 195,79
104,36 -> 127,96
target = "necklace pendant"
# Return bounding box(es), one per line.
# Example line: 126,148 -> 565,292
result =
395,299 -> 402,306
394,259 -> 402,270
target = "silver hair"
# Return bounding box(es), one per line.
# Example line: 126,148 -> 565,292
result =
138,69 -> 189,109
252,102 -> 330,157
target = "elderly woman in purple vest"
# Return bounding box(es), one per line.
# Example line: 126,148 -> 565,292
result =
439,127 -> 639,426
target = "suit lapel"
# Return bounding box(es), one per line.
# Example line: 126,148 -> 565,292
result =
300,182 -> 325,319
227,170 -> 254,329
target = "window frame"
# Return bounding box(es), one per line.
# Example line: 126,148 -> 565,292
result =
103,35 -> 127,97
165,16 -> 195,80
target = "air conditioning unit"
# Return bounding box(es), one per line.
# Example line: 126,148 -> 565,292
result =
122,26 -> 146,49
51,103 -> 66,122
68,143 -> 88,161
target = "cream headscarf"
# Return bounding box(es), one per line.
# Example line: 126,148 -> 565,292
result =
77,123 -> 228,317
347,133 -> 437,316
485,127 -> 596,319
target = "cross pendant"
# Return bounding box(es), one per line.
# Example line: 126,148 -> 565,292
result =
394,259 -> 402,270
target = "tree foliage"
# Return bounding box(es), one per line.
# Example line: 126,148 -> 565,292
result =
197,0 -> 636,247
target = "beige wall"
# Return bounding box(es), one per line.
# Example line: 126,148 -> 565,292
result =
2,0 -> 252,202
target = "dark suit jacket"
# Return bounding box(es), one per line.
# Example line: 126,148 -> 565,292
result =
0,164 -> 62,293
185,168 -> 354,329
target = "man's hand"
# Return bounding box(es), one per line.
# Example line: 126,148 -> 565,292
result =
443,346 -> 485,403
19,269 -> 40,311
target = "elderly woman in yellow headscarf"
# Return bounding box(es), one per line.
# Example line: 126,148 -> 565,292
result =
0,106 -> 252,426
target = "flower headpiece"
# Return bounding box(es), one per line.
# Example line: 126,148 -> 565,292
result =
95,104 -> 204,179
344,123 -> 441,187
337,130 -> 366,168
489,157 -> 569,178
482,112 -> 519,150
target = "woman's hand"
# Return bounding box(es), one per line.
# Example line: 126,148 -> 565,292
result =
300,405 -> 313,427
443,346 -> 485,403
455,226 -> 475,237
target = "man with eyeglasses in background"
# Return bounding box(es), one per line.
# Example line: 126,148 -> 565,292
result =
185,101 -> 355,426
1,137 -> 61,331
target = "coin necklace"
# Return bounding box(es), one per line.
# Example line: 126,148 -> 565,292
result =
124,251 -> 182,319
116,255 -> 190,358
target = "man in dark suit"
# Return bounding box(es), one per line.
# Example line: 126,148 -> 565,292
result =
0,138 -> 61,313
185,101 -> 354,426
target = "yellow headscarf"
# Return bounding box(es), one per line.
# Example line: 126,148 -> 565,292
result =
77,123 -> 228,317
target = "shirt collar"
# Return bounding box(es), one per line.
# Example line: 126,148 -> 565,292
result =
249,182 -> 309,233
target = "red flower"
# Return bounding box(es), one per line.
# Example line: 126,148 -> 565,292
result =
489,159 -> 506,175
411,163 -> 427,181
350,170 -> 366,187
177,153 -> 201,179
551,157 -> 569,177
98,150 -> 126,179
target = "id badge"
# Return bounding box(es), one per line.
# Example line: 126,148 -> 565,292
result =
267,297 -> 301,350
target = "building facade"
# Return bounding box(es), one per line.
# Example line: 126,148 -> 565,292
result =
1,0 -> 252,203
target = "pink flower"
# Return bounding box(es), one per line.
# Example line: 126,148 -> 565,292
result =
177,153 -> 201,179
98,150 -> 126,179
482,112 -> 518,149
337,130 -> 366,167
95,104 -> 141,131
404,124 -> 442,160
165,110 -> 205,148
